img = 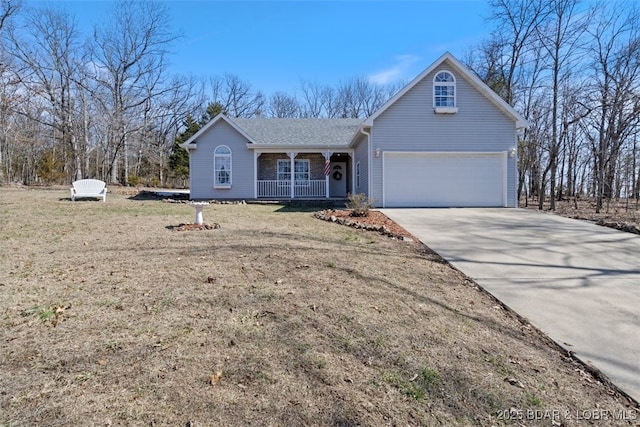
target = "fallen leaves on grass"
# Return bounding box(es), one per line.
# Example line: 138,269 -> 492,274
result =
210,371 -> 223,385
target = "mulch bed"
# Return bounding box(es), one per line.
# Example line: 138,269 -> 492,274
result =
166,223 -> 221,231
315,209 -> 418,242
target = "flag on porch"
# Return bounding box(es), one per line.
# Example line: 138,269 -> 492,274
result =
324,159 -> 330,176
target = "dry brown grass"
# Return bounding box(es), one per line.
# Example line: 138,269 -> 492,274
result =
521,197 -> 640,230
1,187 -> 637,426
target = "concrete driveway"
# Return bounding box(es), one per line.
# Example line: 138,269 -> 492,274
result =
382,208 -> 640,403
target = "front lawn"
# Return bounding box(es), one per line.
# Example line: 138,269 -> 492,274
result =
0,187 -> 636,426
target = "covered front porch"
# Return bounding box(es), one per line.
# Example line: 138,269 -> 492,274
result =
254,151 -> 352,199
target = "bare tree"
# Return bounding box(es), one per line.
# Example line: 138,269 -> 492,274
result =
90,0 -> 178,184
0,0 -> 21,182
535,0 -> 590,210
581,1 -> 640,212
468,0 -> 549,203
0,72 -> 25,182
555,80 -> 591,201
296,77 -> 399,119
7,6 -> 86,182
334,77 -> 389,119
8,93 -> 49,184
298,80 -> 328,118
0,0 -> 19,29
209,74 -> 264,118
484,0 -> 551,106
321,86 -> 340,118
560,85 -> 590,201
141,74 -> 204,185
268,91 -> 300,118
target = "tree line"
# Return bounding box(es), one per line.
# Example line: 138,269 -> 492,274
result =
1,0 -> 639,213
0,0 -> 401,188
467,0 -> 640,212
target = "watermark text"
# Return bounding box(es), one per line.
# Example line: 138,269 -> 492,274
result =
497,408 -> 638,422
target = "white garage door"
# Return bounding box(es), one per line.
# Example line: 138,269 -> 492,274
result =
383,152 -> 505,207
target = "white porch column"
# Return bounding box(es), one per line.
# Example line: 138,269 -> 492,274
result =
254,151 -> 260,198
348,153 -> 354,196
288,152 -> 296,199
324,151 -> 331,199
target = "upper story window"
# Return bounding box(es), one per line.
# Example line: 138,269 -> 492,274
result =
214,145 -> 231,188
433,71 -> 458,113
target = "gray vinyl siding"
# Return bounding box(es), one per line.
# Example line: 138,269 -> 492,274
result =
352,133 -> 369,198
370,63 -> 518,207
188,120 -> 255,200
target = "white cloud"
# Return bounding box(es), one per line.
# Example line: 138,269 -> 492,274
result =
368,54 -> 420,85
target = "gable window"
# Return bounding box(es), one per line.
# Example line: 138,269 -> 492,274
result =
214,145 -> 231,188
277,159 -> 309,186
433,71 -> 458,114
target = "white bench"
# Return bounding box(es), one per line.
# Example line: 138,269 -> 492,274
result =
70,179 -> 107,202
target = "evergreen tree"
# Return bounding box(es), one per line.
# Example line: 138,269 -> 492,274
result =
168,115 -> 200,183
205,102 -> 225,123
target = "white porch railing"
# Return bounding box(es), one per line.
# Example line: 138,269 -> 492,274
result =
295,180 -> 326,197
257,180 -> 326,198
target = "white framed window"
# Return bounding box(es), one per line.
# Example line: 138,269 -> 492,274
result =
356,161 -> 360,188
277,159 -> 290,186
277,159 -> 309,186
294,159 -> 309,185
433,71 -> 458,113
214,145 -> 231,188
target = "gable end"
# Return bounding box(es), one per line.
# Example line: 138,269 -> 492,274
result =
364,52 -> 528,129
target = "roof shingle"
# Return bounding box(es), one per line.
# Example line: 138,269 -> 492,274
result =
229,117 -> 362,146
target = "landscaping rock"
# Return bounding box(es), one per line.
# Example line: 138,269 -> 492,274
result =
314,210 -> 417,242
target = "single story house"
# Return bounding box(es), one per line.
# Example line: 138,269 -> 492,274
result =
181,52 -> 528,207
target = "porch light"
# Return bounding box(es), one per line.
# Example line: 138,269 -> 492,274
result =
375,148 -> 382,158
508,147 -> 516,158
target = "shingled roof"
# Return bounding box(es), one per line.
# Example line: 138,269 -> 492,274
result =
229,117 -> 363,147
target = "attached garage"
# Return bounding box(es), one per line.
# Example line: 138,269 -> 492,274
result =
382,152 -> 507,208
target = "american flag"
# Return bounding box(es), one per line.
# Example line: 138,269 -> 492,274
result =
324,159 -> 330,176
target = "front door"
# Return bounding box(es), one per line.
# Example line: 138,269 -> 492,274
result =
329,162 -> 347,197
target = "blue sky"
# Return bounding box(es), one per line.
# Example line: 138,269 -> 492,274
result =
36,0 -> 492,95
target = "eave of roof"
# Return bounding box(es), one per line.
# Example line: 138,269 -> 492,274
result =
180,114 -> 256,150
181,115 -> 363,149
246,143 -> 355,151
